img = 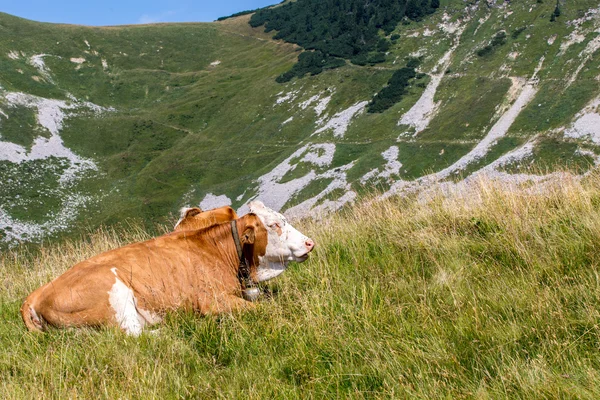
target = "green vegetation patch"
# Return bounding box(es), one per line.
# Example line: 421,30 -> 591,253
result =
0,105 -> 43,149
276,51 -> 346,83
396,141 -> 473,179
367,59 -> 418,113
475,31 -> 507,57
0,158 -> 69,222
501,136 -> 596,174
512,79 -> 600,134
418,76 -> 511,142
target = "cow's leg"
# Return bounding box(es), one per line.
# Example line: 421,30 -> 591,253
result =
205,295 -> 255,314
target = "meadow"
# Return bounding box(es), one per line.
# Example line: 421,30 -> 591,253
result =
3,172 -> 600,398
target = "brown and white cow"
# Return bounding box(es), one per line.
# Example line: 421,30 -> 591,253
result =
173,206 -> 238,231
21,201 -> 314,336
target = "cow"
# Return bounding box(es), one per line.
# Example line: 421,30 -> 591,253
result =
173,206 -> 238,231
21,201 -> 314,336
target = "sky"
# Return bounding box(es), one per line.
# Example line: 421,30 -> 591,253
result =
0,0 -> 278,26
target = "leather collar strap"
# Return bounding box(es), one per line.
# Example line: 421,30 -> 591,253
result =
231,220 -> 252,289
231,220 -> 244,262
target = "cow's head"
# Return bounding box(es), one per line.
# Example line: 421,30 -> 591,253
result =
248,200 -> 315,282
174,206 -> 238,231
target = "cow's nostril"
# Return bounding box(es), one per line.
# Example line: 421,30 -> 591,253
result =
305,239 -> 315,250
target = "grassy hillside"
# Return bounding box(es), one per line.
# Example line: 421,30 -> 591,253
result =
3,171 -> 600,397
1,0 -> 600,245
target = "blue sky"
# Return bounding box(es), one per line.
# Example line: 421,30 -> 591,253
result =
1,1 -> 278,26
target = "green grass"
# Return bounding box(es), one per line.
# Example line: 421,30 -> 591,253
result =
5,172 -> 600,397
0,106 -> 42,149
500,136 -> 597,174
0,158 -> 69,222
418,76 -> 511,142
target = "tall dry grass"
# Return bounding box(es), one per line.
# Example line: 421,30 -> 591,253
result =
3,172 -> 600,398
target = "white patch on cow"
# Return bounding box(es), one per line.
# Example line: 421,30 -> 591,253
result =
256,258 -> 287,281
136,307 -> 162,325
199,193 -> 232,210
108,269 -> 144,336
313,101 -> 368,138
26,305 -> 43,329
249,201 -> 314,281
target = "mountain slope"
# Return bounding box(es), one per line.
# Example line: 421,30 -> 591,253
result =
1,0 -> 600,244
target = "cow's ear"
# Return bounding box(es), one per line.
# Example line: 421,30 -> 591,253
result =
241,226 -> 256,244
183,207 -> 202,219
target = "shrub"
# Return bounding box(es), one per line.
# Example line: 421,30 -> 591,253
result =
367,65 -> 417,113
476,31 -> 507,57
367,52 -> 387,65
276,51 -> 346,82
511,26 -> 527,39
377,38 -> 391,52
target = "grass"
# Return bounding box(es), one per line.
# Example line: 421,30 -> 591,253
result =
4,171 -> 600,397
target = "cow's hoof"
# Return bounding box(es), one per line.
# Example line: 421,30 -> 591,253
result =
243,287 -> 261,302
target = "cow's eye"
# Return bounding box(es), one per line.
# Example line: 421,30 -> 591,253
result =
269,223 -> 280,230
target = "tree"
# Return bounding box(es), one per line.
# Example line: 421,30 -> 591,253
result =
553,3 -> 561,17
